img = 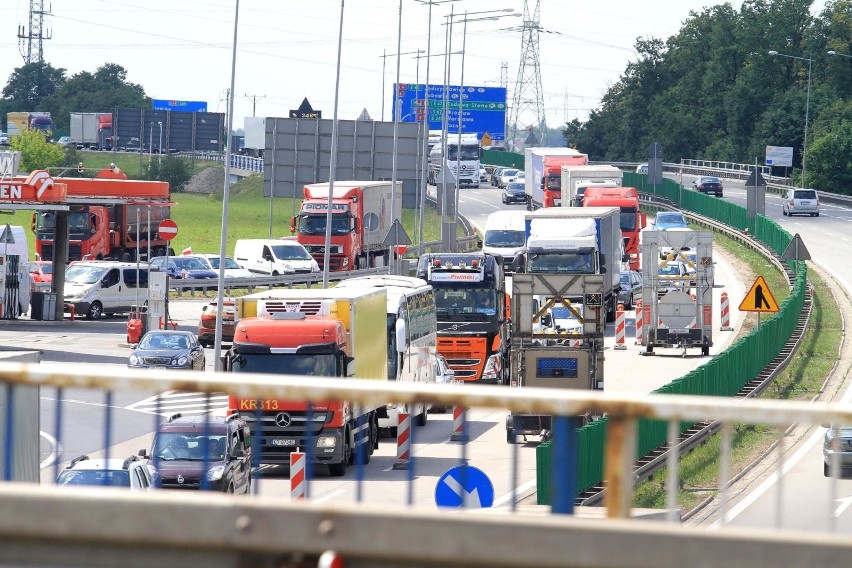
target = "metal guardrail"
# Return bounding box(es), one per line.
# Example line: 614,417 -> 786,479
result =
1,363 -> 852,567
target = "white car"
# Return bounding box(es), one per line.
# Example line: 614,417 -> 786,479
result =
497,168 -> 519,189
479,166 -> 488,183
194,254 -> 254,278
56,454 -> 155,491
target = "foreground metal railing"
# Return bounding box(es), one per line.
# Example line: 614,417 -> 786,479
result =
1,360 -> 851,567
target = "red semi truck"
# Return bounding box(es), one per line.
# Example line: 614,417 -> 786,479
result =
582,186 -> 646,271
32,168 -> 172,262
291,181 -> 402,271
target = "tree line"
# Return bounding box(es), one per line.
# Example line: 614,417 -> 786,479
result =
563,0 -> 851,192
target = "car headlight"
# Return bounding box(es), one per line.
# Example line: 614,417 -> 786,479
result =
128,354 -> 142,366
175,355 -> 189,366
316,436 -> 336,448
311,260 -> 321,272
206,465 -> 225,481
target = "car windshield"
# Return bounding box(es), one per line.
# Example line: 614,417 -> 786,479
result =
39,263 -> 53,275
152,433 -> 227,461
656,213 -> 686,227
204,257 -> 241,270
620,273 -> 631,286
271,244 -> 311,261
502,169 -> 519,178
484,229 -> 525,248
65,265 -> 107,284
507,182 -> 525,191
139,333 -> 190,350
173,258 -> 209,270
57,469 -> 131,487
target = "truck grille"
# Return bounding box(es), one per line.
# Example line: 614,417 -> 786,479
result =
260,300 -> 324,315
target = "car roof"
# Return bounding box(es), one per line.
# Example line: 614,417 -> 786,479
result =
64,455 -> 143,471
157,413 -> 240,433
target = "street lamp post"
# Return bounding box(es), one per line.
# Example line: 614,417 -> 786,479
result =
157,121 -> 163,164
769,50 -> 814,188
828,50 -> 852,59
148,122 -> 154,166
446,8 -> 518,251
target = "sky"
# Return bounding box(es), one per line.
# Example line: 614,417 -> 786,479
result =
1,0 -> 830,133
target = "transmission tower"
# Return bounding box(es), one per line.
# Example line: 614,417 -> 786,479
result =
17,0 -> 52,65
509,0 -> 545,145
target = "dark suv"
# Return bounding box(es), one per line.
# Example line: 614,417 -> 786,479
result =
141,413 -> 252,494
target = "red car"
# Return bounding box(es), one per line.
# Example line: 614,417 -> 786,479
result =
197,299 -> 236,348
24,261 -> 52,291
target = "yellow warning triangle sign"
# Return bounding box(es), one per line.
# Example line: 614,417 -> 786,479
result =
739,276 -> 779,313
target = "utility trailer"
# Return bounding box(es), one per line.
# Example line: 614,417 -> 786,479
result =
506,273 -> 606,443
640,230 -> 714,356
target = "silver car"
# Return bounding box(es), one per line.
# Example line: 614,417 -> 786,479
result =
823,425 -> 852,477
782,188 -> 819,217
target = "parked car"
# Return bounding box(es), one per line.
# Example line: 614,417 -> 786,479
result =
128,330 -> 206,371
194,254 -> 253,278
823,425 -> 852,477
24,260 -> 52,292
497,168 -> 519,189
149,255 -> 218,281
198,299 -> 236,348
479,166 -> 488,183
502,181 -> 528,205
140,413 -> 252,493
618,270 -> 643,310
56,455 -> 155,491
692,176 -> 724,197
652,211 -> 689,231
636,163 -> 649,174
782,188 -> 819,217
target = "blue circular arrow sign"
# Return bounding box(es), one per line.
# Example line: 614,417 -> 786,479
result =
435,465 -> 494,508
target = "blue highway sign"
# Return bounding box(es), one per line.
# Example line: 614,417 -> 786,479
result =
394,83 -> 507,140
435,465 -> 494,508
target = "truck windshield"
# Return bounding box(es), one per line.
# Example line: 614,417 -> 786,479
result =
527,253 -> 594,273
446,145 -> 480,161
298,214 -> 350,236
433,287 -> 496,316
65,265 -> 107,284
231,353 -> 337,377
35,211 -> 91,232
545,174 -> 560,190
484,230 -> 525,248
620,208 -> 637,232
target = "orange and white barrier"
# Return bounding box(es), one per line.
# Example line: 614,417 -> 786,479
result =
614,305 -> 627,350
290,451 -> 306,500
392,412 -> 411,470
634,301 -> 644,344
720,291 -> 733,331
451,406 -> 469,442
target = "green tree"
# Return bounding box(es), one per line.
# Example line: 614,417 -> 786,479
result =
1,62 -> 66,111
10,129 -> 64,171
147,156 -> 193,192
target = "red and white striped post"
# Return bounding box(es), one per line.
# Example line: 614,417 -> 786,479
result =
290,451 -> 306,500
634,300 -> 644,344
720,291 -> 733,331
451,406 -> 470,442
614,304 -> 627,350
392,412 -> 411,470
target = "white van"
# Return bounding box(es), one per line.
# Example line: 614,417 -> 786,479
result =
233,238 -> 320,276
482,210 -> 527,272
63,261 -> 149,320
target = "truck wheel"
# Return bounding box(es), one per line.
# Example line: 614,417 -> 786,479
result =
506,429 -> 516,444
416,406 -> 428,426
86,301 -> 103,320
121,252 -> 131,262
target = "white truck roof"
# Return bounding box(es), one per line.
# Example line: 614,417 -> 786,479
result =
529,218 -> 596,240
485,210 -> 525,232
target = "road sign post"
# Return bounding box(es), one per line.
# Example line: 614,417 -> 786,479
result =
157,220 -> 179,328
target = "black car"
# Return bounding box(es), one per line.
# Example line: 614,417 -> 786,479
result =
692,176 -> 723,197
618,270 -> 643,310
128,330 -> 207,371
502,181 -> 528,204
141,413 -> 252,493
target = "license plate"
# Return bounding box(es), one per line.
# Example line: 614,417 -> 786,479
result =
270,438 -> 297,447
668,328 -> 690,335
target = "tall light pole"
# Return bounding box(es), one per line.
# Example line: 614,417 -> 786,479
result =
414,0 -> 459,256
379,48 -> 421,122
445,8 -> 518,251
769,50 -> 814,188
157,121 -> 163,164
148,122 -> 154,166
213,0 -> 240,370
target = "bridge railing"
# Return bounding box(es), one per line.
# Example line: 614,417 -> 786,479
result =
1,360 -> 851,567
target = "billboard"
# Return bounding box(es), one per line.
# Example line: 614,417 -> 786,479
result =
765,146 -> 793,167
152,99 -> 208,113
393,83 -> 507,141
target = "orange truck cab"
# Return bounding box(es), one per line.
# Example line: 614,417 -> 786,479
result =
542,155 -> 588,208
225,288 -> 387,476
582,186 -> 647,271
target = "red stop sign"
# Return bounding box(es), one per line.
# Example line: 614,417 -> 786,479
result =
158,219 -> 179,241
